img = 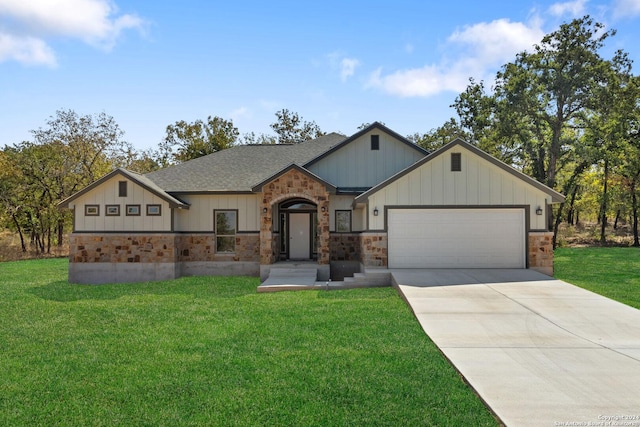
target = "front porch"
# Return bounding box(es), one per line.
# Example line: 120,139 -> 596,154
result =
257,261 -> 391,293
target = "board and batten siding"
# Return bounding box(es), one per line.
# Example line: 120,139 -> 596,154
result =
367,145 -> 551,231
174,194 -> 261,232
307,130 -> 424,188
71,176 -> 171,232
328,195 -> 365,231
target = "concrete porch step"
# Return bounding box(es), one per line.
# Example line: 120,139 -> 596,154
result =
257,266 -> 393,293
343,271 -> 392,287
258,267 -> 319,292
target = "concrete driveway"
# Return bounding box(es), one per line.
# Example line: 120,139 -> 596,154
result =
391,269 -> 640,427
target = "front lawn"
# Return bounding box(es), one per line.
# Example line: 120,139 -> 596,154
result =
554,247 -> 640,309
0,259 -> 497,426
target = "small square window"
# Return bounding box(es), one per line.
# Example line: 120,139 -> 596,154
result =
146,205 -> 161,216
126,204 -> 140,216
85,205 -> 99,216
371,135 -> 380,150
336,210 -> 352,232
105,205 -> 120,216
451,153 -> 462,172
118,181 -> 128,197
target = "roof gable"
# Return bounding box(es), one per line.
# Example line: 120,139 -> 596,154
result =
58,168 -> 189,209
355,138 -> 565,203
304,122 -> 428,190
304,122 -> 428,167
250,164 -> 336,193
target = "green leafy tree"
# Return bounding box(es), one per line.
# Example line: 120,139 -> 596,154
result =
270,109 -> 324,144
581,52 -> 636,242
407,118 -> 470,151
357,122 -> 385,130
494,16 -> 614,189
160,116 -> 238,164
2,109 -> 130,253
238,132 -> 277,145
452,16 -> 629,247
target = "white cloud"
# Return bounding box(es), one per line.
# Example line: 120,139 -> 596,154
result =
327,52 -> 361,82
368,18 -> 544,98
0,32 -> 57,66
0,0 -> 145,66
340,57 -> 360,81
548,0 -> 588,17
230,107 -> 250,122
612,0 -> 640,18
367,66 -> 468,97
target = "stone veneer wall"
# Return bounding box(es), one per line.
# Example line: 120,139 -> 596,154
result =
259,168 -> 330,265
329,233 -> 361,261
177,234 -> 259,262
70,234 -> 177,263
71,233 -> 260,264
360,232 -> 388,267
528,231 -> 554,276
69,232 -> 261,283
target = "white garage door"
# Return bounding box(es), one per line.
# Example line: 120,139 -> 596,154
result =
388,208 -> 525,268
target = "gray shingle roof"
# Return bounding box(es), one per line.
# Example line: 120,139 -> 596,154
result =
145,132 -> 346,192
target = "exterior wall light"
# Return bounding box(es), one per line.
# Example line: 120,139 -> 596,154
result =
263,207 -> 268,214
321,206 -> 326,212
373,207 -> 379,216
536,206 -> 543,216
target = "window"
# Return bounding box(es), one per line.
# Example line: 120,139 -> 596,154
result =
336,210 -> 352,232
118,181 -> 127,197
215,210 -> 237,253
105,205 -> 120,216
451,153 -> 462,172
126,204 -> 141,216
85,205 -> 99,216
371,135 -> 380,150
146,204 -> 161,216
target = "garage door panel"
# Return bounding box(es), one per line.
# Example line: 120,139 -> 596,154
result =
388,208 -> 525,269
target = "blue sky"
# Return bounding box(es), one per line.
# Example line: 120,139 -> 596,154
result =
2,0 -> 640,151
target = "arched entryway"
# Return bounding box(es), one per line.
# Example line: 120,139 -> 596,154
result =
279,199 -> 318,260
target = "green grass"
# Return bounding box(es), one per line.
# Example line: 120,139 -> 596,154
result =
555,247 -> 640,309
0,259 -> 497,426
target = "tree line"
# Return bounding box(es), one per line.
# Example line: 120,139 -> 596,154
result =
0,108 -> 324,254
1,16 -> 639,254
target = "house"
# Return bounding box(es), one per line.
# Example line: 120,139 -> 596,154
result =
59,122 -> 564,284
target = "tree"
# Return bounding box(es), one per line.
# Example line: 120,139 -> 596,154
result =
611,74 -> 640,246
452,16 -> 627,247
2,110 -> 130,254
0,148 -> 28,252
494,16 -> 614,190
238,132 -> 277,145
357,122 -> 385,130
160,116 -> 238,164
407,118 -> 470,151
581,51 -> 635,242
270,109 -> 324,144
32,109 -> 128,184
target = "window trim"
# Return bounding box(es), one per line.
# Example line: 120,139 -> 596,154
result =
105,205 -> 120,216
118,181 -> 128,197
126,204 -> 141,216
214,209 -> 238,253
146,204 -> 161,216
335,210 -> 352,233
451,152 -> 462,172
85,204 -> 100,216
